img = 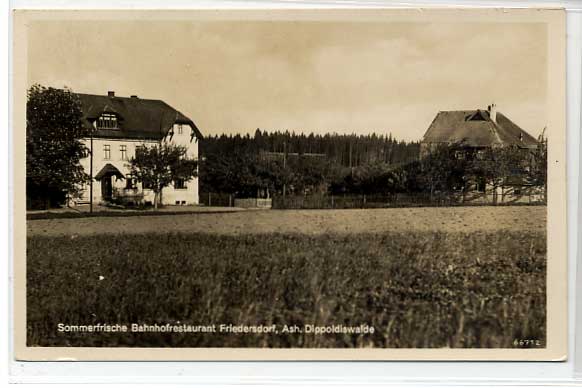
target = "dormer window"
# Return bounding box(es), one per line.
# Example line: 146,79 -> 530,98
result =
466,111 -> 487,122
97,113 -> 119,129
177,124 -> 183,135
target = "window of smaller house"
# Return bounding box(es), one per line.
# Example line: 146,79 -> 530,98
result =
454,150 -> 465,160
97,113 -> 119,129
475,150 -> 486,160
143,179 -> 153,190
174,178 -> 187,189
120,145 -> 128,160
177,124 -> 183,135
514,188 -> 522,196
103,144 -> 111,160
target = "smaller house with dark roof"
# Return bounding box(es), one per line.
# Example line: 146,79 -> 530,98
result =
420,104 -> 543,203
74,91 -> 203,206
421,104 -> 538,156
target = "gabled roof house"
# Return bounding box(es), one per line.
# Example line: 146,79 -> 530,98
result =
421,104 -> 538,157
77,92 -> 203,141
419,104 -> 545,204
73,91 -> 202,207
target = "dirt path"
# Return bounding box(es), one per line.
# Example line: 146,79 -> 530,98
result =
27,206 -> 546,237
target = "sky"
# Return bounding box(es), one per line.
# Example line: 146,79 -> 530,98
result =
27,19 -> 547,141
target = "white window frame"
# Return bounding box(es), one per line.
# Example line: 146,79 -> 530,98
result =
103,144 -> 111,160
120,145 -> 127,161
97,113 -> 119,129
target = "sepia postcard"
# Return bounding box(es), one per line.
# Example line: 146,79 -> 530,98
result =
12,8 -> 567,361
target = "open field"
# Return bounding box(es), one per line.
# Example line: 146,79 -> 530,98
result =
27,205 -> 546,237
27,206 -> 546,348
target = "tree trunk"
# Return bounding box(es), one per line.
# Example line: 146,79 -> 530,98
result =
154,191 -> 159,210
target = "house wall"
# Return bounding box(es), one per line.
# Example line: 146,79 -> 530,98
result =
418,142 -> 545,204
164,123 -> 199,159
462,183 -> 545,204
160,123 -> 200,205
74,123 -> 200,206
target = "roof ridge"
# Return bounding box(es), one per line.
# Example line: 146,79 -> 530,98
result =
421,108 -> 537,148
438,110 -> 476,114
75,92 -> 164,102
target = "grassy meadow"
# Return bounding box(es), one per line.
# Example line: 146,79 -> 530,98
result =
26,207 -> 546,348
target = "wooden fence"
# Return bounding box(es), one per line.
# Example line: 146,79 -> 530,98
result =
199,192 -> 234,207
272,193 -> 453,209
234,198 -> 273,209
200,190 -> 546,210
199,193 -> 272,208
272,191 -> 546,209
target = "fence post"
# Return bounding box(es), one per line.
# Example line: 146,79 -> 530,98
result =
229,194 -> 232,207
209,192 -> 212,207
331,195 -> 334,208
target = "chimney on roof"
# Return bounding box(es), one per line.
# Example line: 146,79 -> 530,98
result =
130,95 -> 138,99
107,91 -> 115,97
488,103 -> 497,123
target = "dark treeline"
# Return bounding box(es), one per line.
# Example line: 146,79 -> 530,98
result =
198,129 -> 422,197
200,129 -> 420,167
199,127 -> 546,202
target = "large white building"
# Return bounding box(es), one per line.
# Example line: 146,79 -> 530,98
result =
73,91 -> 203,207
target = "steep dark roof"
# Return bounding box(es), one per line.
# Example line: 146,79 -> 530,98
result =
94,163 -> 125,180
422,109 -> 538,148
76,93 -> 203,140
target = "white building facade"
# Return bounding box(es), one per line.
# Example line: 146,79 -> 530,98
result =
73,91 -> 202,207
